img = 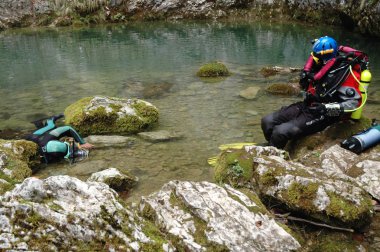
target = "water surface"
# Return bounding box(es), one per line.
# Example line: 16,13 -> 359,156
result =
1,21 -> 380,200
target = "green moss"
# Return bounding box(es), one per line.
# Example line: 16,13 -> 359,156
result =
325,191 -> 373,226
196,62 -> 230,77
140,220 -> 167,252
64,96 -> 159,135
227,188 -> 270,215
285,182 -> 319,213
260,170 -> 279,187
132,101 -> 159,124
214,149 -> 254,186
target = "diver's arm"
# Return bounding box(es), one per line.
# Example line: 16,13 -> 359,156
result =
48,126 -> 85,144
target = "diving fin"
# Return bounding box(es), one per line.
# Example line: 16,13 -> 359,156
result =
31,113 -> 65,129
207,156 -> 218,166
218,142 -> 256,150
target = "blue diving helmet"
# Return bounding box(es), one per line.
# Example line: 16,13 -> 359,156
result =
312,36 -> 338,63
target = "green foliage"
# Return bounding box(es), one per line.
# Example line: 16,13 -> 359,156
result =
197,62 -> 231,77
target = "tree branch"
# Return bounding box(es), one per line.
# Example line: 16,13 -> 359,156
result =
275,213 -> 355,233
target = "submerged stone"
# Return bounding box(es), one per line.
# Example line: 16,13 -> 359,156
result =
140,180 -> 300,251
138,130 -> 183,142
265,83 -> 301,96
84,135 -> 135,148
64,96 -> 159,136
239,86 -> 261,100
260,66 -> 301,77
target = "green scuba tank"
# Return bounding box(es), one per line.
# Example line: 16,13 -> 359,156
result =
341,124 -> 380,154
351,69 -> 372,120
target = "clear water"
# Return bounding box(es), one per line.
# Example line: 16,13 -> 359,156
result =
1,21 -> 380,201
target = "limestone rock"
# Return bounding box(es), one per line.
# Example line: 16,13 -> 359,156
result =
214,145 -> 374,229
265,83 -> 301,96
0,175 -> 155,251
87,167 -> 138,191
140,180 -> 300,252
64,96 -> 159,135
138,130 -> 183,142
84,135 -> 135,148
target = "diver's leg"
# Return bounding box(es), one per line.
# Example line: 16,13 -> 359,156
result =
261,102 -> 304,142
32,119 -> 55,135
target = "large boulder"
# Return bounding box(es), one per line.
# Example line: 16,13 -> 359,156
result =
0,175 -> 163,251
0,139 -> 39,194
140,180 -> 300,251
214,145 -> 374,229
64,96 -> 159,136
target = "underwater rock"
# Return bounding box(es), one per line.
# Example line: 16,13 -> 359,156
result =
142,82 -> 173,98
239,86 -> 261,100
196,62 -> 230,77
87,167 -> 138,191
265,83 -> 301,96
140,180 -> 300,251
260,66 -> 301,78
64,96 -> 159,136
0,175 -> 157,251
138,130 -> 183,142
84,135 -> 135,148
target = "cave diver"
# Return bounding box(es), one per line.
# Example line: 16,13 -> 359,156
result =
261,36 -> 370,149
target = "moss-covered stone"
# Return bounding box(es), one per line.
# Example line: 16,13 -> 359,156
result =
0,139 -> 39,194
64,96 -> 159,136
265,83 -> 301,96
214,148 -> 254,186
196,61 -> 230,77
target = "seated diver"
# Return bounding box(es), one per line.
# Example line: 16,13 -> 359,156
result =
27,114 -> 94,163
261,36 -> 369,149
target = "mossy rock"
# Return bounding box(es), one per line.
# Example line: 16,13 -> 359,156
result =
0,139 -> 39,194
265,83 -> 301,96
64,96 -> 159,136
214,148 -> 255,187
196,61 -> 230,77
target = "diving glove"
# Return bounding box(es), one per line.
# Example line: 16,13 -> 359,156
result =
310,103 -> 343,117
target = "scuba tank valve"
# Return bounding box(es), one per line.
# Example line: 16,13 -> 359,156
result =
351,69 -> 372,120
341,123 -> 380,154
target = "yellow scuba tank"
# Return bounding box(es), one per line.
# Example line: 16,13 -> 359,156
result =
351,69 -> 372,120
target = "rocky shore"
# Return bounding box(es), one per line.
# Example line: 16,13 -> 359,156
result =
1,0 -> 380,37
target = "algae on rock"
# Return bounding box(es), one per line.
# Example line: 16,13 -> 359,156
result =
196,61 -> 230,77
64,96 -> 159,135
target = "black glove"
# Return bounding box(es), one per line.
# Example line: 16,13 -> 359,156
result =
299,70 -> 311,90
309,102 -> 343,117
309,102 -> 327,115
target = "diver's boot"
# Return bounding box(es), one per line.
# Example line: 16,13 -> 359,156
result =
51,113 -> 64,123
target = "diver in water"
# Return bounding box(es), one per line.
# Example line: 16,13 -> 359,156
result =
261,36 -> 369,149
26,114 -> 94,163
